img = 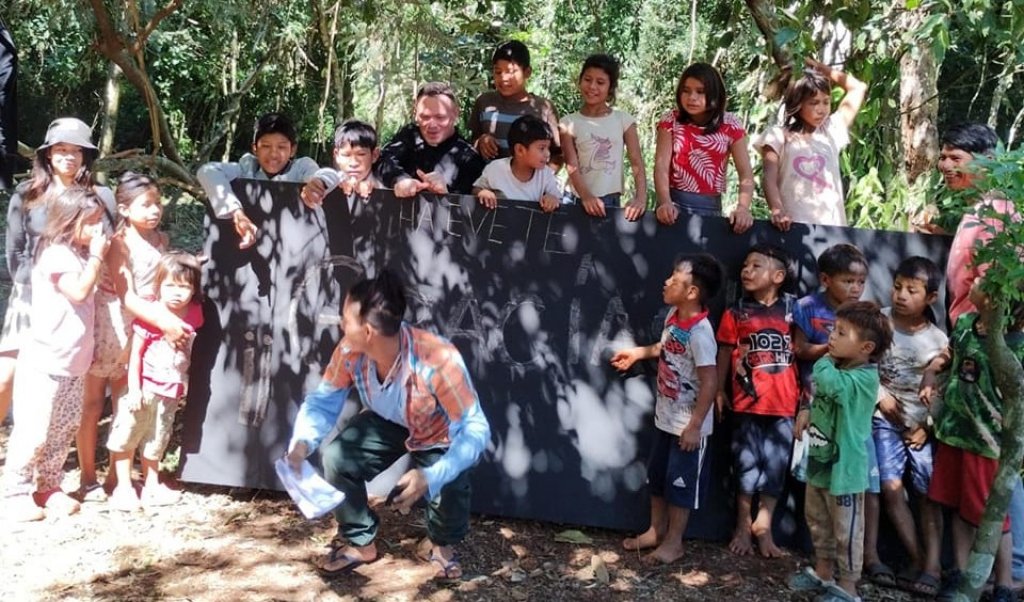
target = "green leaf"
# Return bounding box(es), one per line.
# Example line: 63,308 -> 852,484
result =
774,27 -> 800,48
554,529 -> 593,544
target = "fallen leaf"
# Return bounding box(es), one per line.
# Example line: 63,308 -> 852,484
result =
553,529 -> 592,545
591,555 -> 609,584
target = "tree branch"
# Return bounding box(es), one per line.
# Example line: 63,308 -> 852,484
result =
132,0 -> 184,54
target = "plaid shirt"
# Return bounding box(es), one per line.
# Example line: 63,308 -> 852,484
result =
290,323 -> 490,499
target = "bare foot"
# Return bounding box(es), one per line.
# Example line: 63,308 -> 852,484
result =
642,541 -> 685,566
728,527 -> 754,556
622,526 -> 660,551
754,531 -> 786,558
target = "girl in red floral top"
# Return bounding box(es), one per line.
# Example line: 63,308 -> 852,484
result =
654,63 -> 755,234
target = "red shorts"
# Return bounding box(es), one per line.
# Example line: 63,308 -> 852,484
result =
928,442 -> 1009,530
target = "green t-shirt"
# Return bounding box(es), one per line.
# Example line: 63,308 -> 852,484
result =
934,313 -> 1024,459
806,356 -> 880,495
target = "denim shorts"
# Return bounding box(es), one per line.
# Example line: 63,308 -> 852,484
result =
669,189 -> 722,216
731,413 -> 794,497
566,192 -> 621,208
872,415 -> 933,494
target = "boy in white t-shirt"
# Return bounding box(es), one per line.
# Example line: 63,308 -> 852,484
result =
472,115 -> 561,212
610,253 -> 722,565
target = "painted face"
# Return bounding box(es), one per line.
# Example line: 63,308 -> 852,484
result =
492,59 -> 529,98
120,188 -> 163,231
828,317 -> 870,361
891,275 -> 933,320
252,132 -> 296,177
937,145 -> 977,191
49,143 -> 85,180
798,90 -> 831,130
333,143 -> 378,183
415,94 -> 458,146
340,296 -> 370,353
678,77 -> 708,119
515,139 -> 550,170
740,252 -> 783,294
822,263 -> 867,306
158,276 -> 194,311
663,263 -> 697,306
578,67 -> 611,107
74,208 -> 104,247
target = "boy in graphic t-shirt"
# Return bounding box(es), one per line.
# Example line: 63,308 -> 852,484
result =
716,244 -> 798,559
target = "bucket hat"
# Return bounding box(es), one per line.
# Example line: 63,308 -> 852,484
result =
36,118 -> 98,155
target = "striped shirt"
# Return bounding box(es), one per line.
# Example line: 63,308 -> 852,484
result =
290,323 -> 491,499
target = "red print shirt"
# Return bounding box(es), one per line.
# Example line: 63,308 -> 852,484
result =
657,110 -> 746,194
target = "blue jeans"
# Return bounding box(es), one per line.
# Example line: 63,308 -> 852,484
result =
669,189 -> 721,216
567,192 -> 621,208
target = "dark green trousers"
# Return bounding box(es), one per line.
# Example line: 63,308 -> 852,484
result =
321,410 -> 472,547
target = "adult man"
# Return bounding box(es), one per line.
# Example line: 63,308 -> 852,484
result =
378,82 -> 486,196
286,271 -> 490,580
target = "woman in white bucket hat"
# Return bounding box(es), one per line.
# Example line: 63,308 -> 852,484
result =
0,117 -> 116,513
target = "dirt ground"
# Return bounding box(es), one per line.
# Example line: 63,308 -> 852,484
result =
0,420 -> 921,602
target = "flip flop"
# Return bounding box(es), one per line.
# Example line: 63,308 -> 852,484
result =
864,562 -> 896,587
315,547 -> 367,577
429,551 -> 462,581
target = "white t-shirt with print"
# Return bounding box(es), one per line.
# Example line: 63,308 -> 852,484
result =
559,109 -> 636,198
473,158 -> 561,203
877,307 -> 948,430
655,310 -> 717,437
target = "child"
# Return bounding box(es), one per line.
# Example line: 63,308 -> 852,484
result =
610,253 -> 722,565
790,301 -> 892,602
1,117 -> 115,426
558,54 -> 647,220
754,58 -> 867,229
472,115 -> 561,212
196,112 -> 319,248
300,119 -> 420,205
653,62 -> 754,234
106,251 -> 204,511
468,40 -> 561,162
922,281 -> 1024,602
715,244 -> 798,558
871,257 -> 947,596
0,187 -> 110,521
792,243 -> 888,584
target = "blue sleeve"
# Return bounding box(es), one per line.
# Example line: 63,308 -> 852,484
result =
288,380 -> 351,454
420,401 -> 491,500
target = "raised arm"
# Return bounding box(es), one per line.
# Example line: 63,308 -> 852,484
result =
806,57 -> 866,129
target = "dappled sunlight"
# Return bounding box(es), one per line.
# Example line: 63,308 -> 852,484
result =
672,569 -> 712,587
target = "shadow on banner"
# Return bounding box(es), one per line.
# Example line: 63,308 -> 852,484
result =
180,180 -> 951,544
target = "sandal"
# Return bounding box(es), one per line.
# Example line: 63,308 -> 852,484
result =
817,583 -> 863,602
429,551 -> 462,581
865,562 -> 896,587
315,546 -> 369,577
789,566 -> 834,592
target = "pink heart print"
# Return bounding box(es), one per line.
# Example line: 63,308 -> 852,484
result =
793,154 -> 829,191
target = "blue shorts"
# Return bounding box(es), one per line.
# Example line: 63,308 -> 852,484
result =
669,189 -> 722,216
731,413 -> 793,497
872,416 -> 933,494
647,429 -> 710,510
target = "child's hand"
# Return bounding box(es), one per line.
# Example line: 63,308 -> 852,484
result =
124,391 -> 143,413
794,407 -> 810,439
580,195 -> 606,218
654,202 -> 678,225
715,391 -> 729,422
393,177 -> 428,198
341,176 -> 373,199
877,392 -> 905,425
903,426 -> 928,450
475,134 -> 499,159
609,348 -> 640,372
729,205 -> 753,234
416,169 -> 448,195
805,57 -> 834,79
540,194 -> 560,213
769,208 -> 793,232
88,225 -> 110,259
476,189 -> 498,210
300,179 -> 328,208
678,422 -> 701,451
231,210 -> 258,249
623,195 -> 646,222
918,372 -> 938,406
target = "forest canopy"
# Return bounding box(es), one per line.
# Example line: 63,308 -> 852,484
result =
6,0 -> 1024,231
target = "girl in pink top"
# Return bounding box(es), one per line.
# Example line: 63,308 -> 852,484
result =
654,63 -> 755,234
106,251 -> 204,511
1,187 -> 110,521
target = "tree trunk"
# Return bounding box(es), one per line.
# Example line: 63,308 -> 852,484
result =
96,61 -> 122,184
988,48 -> 1017,129
898,9 -> 940,184
743,0 -> 794,100
957,306 -> 1024,601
